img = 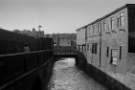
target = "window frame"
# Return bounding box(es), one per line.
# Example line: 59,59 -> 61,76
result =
111,17 -> 115,30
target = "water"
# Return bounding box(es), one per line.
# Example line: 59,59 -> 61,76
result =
48,58 -> 107,90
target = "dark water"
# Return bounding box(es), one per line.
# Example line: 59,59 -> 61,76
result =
48,58 -> 107,90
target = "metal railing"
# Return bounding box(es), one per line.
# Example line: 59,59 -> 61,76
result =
0,50 -> 53,89
53,46 -> 77,56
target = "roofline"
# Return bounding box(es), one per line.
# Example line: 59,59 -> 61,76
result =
76,25 -> 87,31
76,4 -> 135,31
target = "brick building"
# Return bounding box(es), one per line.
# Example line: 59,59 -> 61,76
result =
76,4 -> 135,74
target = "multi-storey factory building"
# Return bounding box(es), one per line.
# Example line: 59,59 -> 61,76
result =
76,4 -> 135,73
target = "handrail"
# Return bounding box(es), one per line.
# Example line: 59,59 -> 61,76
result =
0,57 -> 51,90
0,49 -> 52,58
0,49 -> 53,89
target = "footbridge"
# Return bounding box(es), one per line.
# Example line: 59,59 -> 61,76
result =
0,46 -> 132,90
53,46 -> 77,58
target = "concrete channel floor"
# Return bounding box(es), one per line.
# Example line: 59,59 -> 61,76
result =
48,58 -> 107,90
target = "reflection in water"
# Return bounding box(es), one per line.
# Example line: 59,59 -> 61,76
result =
48,58 -> 107,90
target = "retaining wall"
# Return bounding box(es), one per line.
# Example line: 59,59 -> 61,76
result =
75,52 -> 132,90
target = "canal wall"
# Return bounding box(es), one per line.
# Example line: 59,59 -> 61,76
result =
75,52 -> 132,90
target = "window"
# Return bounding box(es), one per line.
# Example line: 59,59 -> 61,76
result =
110,49 -> 120,65
103,20 -> 110,33
119,46 -> 122,59
92,43 -> 97,54
87,44 -> 89,51
92,44 -> 94,53
117,12 -> 125,27
89,25 -> 92,37
106,23 -> 109,32
106,47 -> 109,57
117,17 -> 120,27
94,24 -> 97,34
85,27 -> 87,41
111,17 -> 115,30
121,13 -> 125,26
90,44 -> 92,52
92,25 -> 95,34
89,25 -> 92,36
87,26 -> 90,37
103,21 -> 106,32
98,23 -> 101,33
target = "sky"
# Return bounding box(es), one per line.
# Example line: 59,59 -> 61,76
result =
0,0 -> 135,34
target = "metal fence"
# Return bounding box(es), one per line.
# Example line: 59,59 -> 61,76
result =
0,50 -> 52,89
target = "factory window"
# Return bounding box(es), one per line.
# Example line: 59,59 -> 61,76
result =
103,21 -> 106,32
95,43 -> 97,54
94,24 -> 97,34
100,22 -> 102,33
95,24 -> 97,34
87,44 -> 89,51
105,22 -> 110,32
117,12 -> 125,27
98,23 -> 101,33
92,25 -> 95,35
95,24 -> 98,34
89,25 -> 92,36
91,25 -> 93,35
87,26 -> 90,37
92,43 -> 97,54
120,13 -> 125,27
106,47 -> 109,57
92,44 -> 94,53
110,49 -> 120,65
85,27 -> 88,41
111,17 -> 115,30
89,44 -> 91,52
117,17 -> 120,27
119,46 -> 122,59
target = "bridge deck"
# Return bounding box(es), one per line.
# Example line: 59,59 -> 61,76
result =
48,58 -> 107,90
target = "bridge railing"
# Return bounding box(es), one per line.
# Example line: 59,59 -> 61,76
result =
53,46 -> 77,55
0,50 -> 53,89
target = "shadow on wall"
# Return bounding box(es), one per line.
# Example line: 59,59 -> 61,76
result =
75,52 -> 87,70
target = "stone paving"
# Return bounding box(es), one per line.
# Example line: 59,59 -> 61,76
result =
48,58 -> 107,90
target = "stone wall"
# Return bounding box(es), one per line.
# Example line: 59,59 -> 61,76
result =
75,52 -> 132,90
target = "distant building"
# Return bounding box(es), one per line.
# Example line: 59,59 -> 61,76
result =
13,28 -> 44,38
45,33 -> 76,47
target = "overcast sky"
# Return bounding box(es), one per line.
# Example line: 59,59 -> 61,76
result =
0,0 -> 135,33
